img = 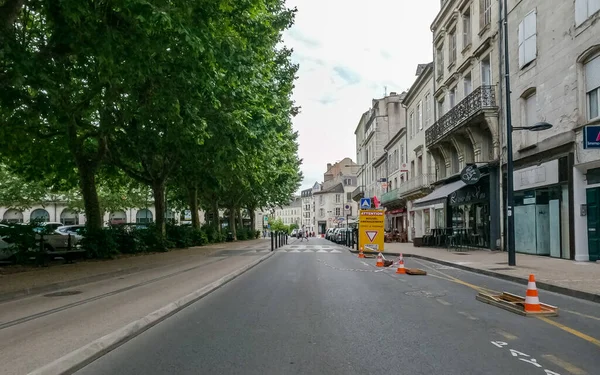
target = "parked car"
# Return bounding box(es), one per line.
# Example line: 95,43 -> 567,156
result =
291,229 -> 299,238
0,224 -> 17,261
325,228 -> 335,240
335,228 -> 353,244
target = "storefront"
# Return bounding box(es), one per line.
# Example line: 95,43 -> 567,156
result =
448,176 -> 490,248
513,159 -> 570,259
385,208 -> 406,232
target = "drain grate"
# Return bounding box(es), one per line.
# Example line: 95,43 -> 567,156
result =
488,267 -> 513,271
452,253 -> 469,255
44,290 -> 82,297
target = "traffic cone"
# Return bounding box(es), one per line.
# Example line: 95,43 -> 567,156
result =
358,247 -> 365,258
376,252 -> 384,267
396,254 -> 406,274
524,274 -> 541,312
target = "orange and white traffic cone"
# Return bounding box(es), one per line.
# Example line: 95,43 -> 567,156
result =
524,274 -> 541,312
358,247 -> 365,258
376,252 -> 384,267
396,254 -> 406,274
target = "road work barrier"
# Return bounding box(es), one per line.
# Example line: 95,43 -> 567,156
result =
476,274 -> 558,317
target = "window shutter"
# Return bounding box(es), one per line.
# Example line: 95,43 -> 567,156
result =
479,0 -> 485,30
586,55 -> 600,91
575,0 -> 587,26
518,20 -> 525,68
524,11 -> 537,64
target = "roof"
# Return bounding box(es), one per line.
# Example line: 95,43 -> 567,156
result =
312,182 -> 345,195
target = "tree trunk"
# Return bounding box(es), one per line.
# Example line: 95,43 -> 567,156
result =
77,165 -> 103,232
188,186 -> 200,229
229,207 -> 237,240
212,198 -> 220,233
152,180 -> 166,236
237,209 -> 243,230
249,208 -> 256,234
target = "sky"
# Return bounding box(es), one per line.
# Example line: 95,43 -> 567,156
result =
282,0 -> 441,192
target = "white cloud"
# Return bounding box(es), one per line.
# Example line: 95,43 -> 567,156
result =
283,0 -> 441,192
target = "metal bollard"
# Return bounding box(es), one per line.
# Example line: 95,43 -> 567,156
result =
285,234 -> 288,245
271,232 -> 274,251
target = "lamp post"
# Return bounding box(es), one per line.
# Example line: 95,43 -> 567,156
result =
502,0 -> 553,267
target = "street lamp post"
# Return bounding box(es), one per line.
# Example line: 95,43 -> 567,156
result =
503,0 -> 552,267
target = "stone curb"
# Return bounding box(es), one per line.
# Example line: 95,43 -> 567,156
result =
1,239 -> 267,303
28,251 -> 275,375
346,248 -> 600,304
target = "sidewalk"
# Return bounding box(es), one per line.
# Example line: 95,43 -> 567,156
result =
0,238 -> 273,375
0,238 -> 270,302
378,242 -> 600,303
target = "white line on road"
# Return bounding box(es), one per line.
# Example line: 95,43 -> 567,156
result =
360,261 -> 370,267
436,299 -> 452,306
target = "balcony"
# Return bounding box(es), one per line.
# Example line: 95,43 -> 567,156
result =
426,85 -> 497,147
380,174 -> 435,206
351,186 -> 364,201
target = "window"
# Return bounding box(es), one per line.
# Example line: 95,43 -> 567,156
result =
481,55 -> 491,86
410,111 -> 415,138
417,101 -> 423,130
436,45 -> 444,79
480,0 -> 492,29
319,208 -> 324,217
425,94 -> 432,126
463,72 -> 472,96
410,160 -> 415,178
449,29 -> 457,65
400,145 -> 405,164
449,87 -> 457,108
346,192 -> 352,201
586,55 -> 600,119
335,194 -> 341,203
518,10 -> 537,68
576,0 -> 600,26
437,97 -> 445,116
463,8 -> 472,48
525,92 -> 537,128
335,207 -> 341,216
319,195 -> 323,205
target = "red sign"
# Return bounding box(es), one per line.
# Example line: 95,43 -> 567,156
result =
387,208 -> 405,215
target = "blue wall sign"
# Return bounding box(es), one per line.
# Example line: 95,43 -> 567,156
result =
584,125 -> 600,149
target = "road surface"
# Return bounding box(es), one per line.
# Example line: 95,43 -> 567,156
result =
77,238 -> 599,375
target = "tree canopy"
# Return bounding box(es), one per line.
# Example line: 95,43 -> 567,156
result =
0,0 -> 302,239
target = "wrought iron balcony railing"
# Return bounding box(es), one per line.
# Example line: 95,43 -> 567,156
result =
426,85 -> 496,147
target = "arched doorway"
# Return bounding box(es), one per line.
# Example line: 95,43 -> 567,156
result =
3,209 -> 24,223
109,211 -> 127,225
136,209 -> 153,224
60,209 -> 79,225
30,209 -> 50,222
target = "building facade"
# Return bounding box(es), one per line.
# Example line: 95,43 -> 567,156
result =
417,0 -> 502,250
352,93 -> 405,202
273,197 -> 302,227
506,0 -> 600,261
0,204 -> 205,226
314,158 -> 359,235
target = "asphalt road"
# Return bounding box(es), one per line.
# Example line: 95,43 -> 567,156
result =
77,238 -> 600,375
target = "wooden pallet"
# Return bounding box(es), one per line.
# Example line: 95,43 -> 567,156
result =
476,292 -> 558,317
405,268 -> 427,275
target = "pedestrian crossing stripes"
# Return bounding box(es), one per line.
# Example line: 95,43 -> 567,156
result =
274,245 -> 345,254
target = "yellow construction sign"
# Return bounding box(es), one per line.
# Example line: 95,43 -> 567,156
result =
359,209 -> 385,252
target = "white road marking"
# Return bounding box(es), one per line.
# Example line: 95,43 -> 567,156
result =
360,261 -> 370,267
490,342 -> 562,374
316,249 -> 328,253
330,249 -> 342,253
288,249 -> 301,253
436,299 -> 452,306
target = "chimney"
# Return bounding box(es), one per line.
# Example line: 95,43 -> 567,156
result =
327,163 -> 332,170
390,91 -> 397,96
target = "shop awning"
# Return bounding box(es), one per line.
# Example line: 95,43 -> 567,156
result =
412,180 -> 466,208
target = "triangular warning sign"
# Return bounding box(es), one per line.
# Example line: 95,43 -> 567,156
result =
365,230 -> 378,242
